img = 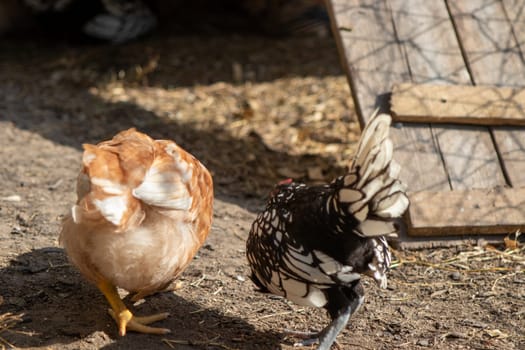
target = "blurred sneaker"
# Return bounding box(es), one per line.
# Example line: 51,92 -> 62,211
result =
83,0 -> 157,43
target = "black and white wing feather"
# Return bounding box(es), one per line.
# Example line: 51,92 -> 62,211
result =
333,110 -> 409,238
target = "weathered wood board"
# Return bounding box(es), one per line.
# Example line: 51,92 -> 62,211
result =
327,0 -> 525,242
326,0 -> 450,194
407,188 -> 525,236
447,1 -> 524,87
497,0 -> 525,187
503,1 -> 525,52
492,127 -> 525,187
389,0 -> 506,192
391,83 -> 525,126
449,0 -> 525,194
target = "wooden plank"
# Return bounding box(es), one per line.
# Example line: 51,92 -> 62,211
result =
492,127 -> 525,187
389,0 -> 470,85
433,124 -> 506,189
391,83 -> 525,126
407,188 -> 525,236
449,0 -> 525,190
326,0 -> 408,122
448,0 -> 524,87
389,0 -> 506,190
326,0 -> 450,192
395,231 -> 509,249
389,125 -> 450,192
503,0 -> 525,50
498,1 -> 525,187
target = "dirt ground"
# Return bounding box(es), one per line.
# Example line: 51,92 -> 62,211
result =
1,13 -> 524,350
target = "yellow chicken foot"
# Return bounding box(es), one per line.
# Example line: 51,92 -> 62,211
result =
97,279 -> 170,336
107,309 -> 170,335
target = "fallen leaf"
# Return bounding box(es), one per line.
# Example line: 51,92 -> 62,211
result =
504,236 -> 519,250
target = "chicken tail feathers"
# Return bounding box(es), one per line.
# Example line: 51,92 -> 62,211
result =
335,110 -> 409,237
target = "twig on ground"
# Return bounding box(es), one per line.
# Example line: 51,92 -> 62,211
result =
190,274 -> 206,287
0,312 -> 24,333
491,272 -> 519,292
162,337 -> 234,350
0,312 -> 25,349
232,231 -> 245,242
254,310 -> 297,321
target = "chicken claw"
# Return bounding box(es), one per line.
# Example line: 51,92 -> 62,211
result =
108,309 -> 170,336
98,279 -> 170,336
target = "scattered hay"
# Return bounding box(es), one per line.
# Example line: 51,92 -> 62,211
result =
391,235 -> 525,295
0,311 -> 24,350
392,231 -> 524,275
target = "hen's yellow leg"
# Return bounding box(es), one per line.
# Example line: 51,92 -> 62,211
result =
96,279 -> 170,336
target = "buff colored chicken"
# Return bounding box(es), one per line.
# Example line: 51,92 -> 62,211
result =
60,128 -> 213,336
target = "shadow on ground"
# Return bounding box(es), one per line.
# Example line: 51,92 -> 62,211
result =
0,248 -> 282,349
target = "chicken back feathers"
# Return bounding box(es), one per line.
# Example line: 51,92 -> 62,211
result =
61,128 -> 213,295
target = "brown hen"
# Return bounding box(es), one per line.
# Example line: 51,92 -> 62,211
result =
60,128 -> 213,336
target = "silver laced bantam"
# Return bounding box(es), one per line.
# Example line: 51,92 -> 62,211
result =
246,111 -> 409,350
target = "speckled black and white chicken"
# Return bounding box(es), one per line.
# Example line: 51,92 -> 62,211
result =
246,111 -> 409,350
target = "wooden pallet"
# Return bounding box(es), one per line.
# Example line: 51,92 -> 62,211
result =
391,83 -> 525,126
326,0 -> 525,246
